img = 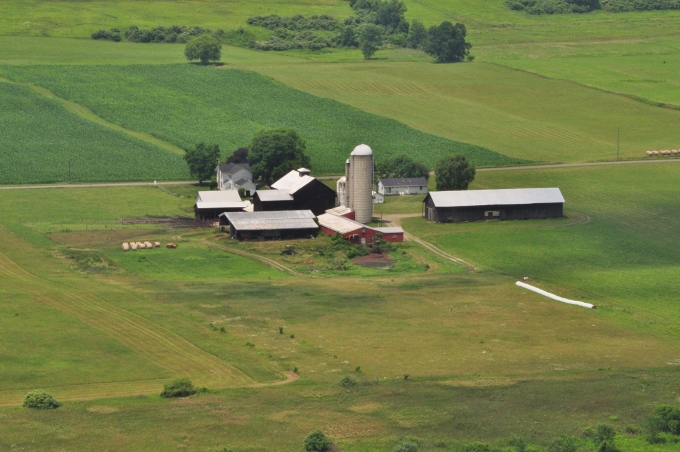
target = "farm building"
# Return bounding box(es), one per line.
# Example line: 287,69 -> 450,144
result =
216,163 -> 256,195
372,191 -> 384,204
194,190 -> 250,220
224,210 -> 318,240
317,213 -> 404,243
423,188 -> 564,223
253,168 -> 336,215
325,206 -> 356,220
377,177 -> 428,196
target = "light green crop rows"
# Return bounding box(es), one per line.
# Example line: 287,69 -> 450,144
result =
0,81 -> 188,184
0,65 -> 523,174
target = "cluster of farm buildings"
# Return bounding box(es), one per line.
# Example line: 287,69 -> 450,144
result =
195,144 -> 565,242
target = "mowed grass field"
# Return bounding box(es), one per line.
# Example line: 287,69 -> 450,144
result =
2,165 -> 680,449
403,161 -> 680,326
0,65 -> 519,175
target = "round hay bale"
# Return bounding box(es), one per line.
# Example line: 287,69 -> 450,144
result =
131,243 -> 138,251
155,242 -> 161,247
138,242 -> 146,249
646,151 -> 652,156
652,151 -> 659,156
144,241 -> 153,248
122,243 -> 129,251
672,150 -> 679,155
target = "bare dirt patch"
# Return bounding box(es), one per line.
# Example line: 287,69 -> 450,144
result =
352,253 -> 394,269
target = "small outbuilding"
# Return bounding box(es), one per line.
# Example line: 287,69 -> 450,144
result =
378,177 -> 428,196
424,188 -> 565,223
224,210 -> 318,241
194,190 -> 250,220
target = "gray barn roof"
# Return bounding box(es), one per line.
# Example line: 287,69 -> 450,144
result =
429,188 -> 565,208
224,210 -> 317,231
379,177 -> 428,187
217,163 -> 251,174
255,190 -> 294,202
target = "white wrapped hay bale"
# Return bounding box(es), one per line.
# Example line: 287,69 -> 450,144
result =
144,241 -> 153,249
154,242 -> 160,247
646,151 -> 652,156
122,243 -> 130,251
131,243 -> 138,251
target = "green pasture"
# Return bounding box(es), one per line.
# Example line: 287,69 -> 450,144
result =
1,167 -> 680,448
106,240 -> 285,281
0,81 -> 188,184
0,65 -> 518,175
0,0 -> 350,39
3,370 -> 680,451
403,162 -> 680,325
244,60 -> 680,163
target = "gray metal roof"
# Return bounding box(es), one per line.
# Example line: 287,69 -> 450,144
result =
224,210 -> 317,231
271,170 -> 316,194
255,190 -> 294,202
429,188 -> 565,208
317,213 -> 366,234
379,177 -> 428,187
196,190 -> 242,203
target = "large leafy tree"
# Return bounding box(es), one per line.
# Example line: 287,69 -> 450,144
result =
359,24 -> 383,59
424,21 -> 471,63
376,154 -> 429,181
184,35 -> 222,65
184,142 -> 221,184
435,154 -> 475,191
226,147 -> 249,164
248,129 -> 311,185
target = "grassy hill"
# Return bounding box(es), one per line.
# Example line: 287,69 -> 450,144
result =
0,65 -> 520,175
0,80 -> 188,184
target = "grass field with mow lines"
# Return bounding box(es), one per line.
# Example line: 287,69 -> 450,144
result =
0,81 -> 188,184
242,60 -> 680,163
0,65 -> 520,175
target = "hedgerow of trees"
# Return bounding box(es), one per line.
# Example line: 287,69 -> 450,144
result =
376,154 -> 429,181
246,0 -> 472,63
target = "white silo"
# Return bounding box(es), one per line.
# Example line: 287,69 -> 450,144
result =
344,159 -> 351,208
337,176 -> 347,207
349,144 -> 374,224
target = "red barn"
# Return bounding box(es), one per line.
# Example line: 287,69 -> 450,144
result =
317,214 -> 403,244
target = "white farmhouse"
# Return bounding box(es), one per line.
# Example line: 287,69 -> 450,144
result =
216,163 -> 256,195
377,177 -> 428,196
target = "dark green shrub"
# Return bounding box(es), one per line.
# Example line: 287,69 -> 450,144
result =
22,390 -> 61,409
303,430 -> 332,452
547,434 -> 579,452
462,442 -> 490,452
160,377 -> 197,398
339,375 -> 357,389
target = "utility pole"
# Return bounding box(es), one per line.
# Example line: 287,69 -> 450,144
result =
617,128 -> 620,160
68,157 -> 71,182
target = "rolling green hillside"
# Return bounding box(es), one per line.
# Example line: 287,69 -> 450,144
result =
0,65 -> 521,175
0,81 -> 188,184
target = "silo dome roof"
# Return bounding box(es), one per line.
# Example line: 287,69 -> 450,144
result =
351,144 -> 373,156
